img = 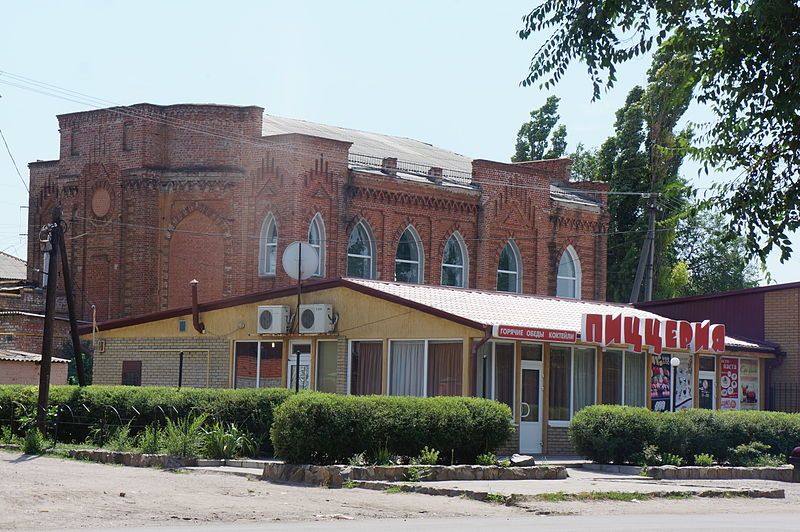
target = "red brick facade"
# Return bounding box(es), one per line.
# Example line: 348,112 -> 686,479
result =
28,104 -> 608,321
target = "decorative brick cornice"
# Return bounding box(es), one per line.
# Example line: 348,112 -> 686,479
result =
352,185 -> 478,215
549,214 -> 605,232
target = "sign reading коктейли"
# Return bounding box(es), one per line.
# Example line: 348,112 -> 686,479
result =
581,313 -> 726,354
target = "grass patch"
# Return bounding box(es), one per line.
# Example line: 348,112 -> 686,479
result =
537,491 -> 654,502
484,493 -> 511,504
384,485 -> 408,494
342,480 -> 357,489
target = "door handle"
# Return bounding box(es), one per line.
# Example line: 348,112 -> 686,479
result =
520,402 -> 530,419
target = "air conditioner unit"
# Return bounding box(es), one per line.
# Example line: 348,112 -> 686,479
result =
257,305 -> 290,334
299,304 -> 334,334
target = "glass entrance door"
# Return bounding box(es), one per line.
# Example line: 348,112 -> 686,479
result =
288,342 -> 311,391
520,360 -> 543,453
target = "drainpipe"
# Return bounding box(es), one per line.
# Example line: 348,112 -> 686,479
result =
190,279 -> 205,334
472,324 -> 493,398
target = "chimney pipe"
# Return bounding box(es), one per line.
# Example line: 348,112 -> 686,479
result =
190,279 -> 205,334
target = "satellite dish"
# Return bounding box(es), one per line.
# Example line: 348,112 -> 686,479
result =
282,241 -> 319,281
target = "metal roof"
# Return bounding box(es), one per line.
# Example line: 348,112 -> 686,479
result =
0,252 -> 26,280
0,349 -> 68,364
346,279 -> 772,352
262,115 -> 473,175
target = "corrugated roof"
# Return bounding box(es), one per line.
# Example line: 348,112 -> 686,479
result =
0,349 -> 68,364
346,279 -> 771,352
262,115 -> 473,175
0,252 -> 26,280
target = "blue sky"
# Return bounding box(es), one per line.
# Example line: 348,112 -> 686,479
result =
0,0 -> 796,284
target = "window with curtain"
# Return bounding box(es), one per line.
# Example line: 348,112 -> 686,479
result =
259,342 -> 283,388
395,227 -> 422,283
602,350 -> 623,404
623,351 -> 646,407
556,246 -> 581,298
308,214 -> 325,277
259,214 -> 278,275
428,341 -> 462,396
234,342 -> 258,389
389,341 -> 425,396
349,341 -> 382,395
347,222 -> 374,279
548,346 -> 571,421
495,343 -> 515,413
441,233 -> 467,288
316,341 -> 338,393
496,240 -> 521,293
572,347 -> 596,415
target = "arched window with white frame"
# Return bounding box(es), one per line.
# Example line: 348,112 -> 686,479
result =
441,232 -> 468,288
347,220 -> 376,279
259,213 -> 278,276
556,245 -> 581,299
496,240 -> 521,293
308,213 -> 326,277
395,225 -> 423,283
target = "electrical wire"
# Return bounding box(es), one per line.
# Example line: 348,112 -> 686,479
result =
0,127 -> 29,193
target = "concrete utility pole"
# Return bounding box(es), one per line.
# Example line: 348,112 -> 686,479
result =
37,206 -> 62,433
59,230 -> 86,386
629,194 -> 657,304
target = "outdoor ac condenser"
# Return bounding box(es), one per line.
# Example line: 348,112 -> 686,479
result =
257,305 -> 291,334
298,304 -> 334,334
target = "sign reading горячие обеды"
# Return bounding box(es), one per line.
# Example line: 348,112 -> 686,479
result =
492,325 -> 577,343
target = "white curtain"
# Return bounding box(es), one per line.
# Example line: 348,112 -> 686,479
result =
623,351 -> 646,407
390,341 -> 425,397
572,347 -> 596,416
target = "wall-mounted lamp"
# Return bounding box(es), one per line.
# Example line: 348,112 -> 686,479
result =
670,357 -> 681,368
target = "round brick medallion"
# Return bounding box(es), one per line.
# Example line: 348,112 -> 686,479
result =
91,188 -> 112,218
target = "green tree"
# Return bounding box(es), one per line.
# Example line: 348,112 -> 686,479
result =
568,143 -> 599,181
519,1 -> 800,262
669,211 -> 761,296
512,95 -> 568,161
60,340 -> 93,385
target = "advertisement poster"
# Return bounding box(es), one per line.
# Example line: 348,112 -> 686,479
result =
720,357 -> 739,410
651,354 -> 672,412
739,359 -> 759,410
673,356 -> 693,411
699,378 -> 714,409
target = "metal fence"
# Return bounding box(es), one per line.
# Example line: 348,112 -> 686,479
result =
770,383 -> 800,413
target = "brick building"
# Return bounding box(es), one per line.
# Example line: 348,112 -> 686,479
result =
636,282 -> 800,412
28,104 -> 608,322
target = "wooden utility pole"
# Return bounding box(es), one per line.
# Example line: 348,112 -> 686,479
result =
629,194 -> 657,304
59,232 -> 86,386
37,206 -> 62,433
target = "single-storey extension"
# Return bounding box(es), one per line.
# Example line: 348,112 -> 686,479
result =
80,278 -> 776,454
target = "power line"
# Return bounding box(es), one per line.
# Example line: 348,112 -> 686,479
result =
0,126 -> 29,193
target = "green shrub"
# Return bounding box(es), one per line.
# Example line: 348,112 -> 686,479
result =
138,425 -> 162,454
693,453 -> 715,466
201,422 -> 256,459
23,429 -> 46,454
404,465 -> 430,482
107,424 -> 136,452
414,446 -> 440,465
162,414 -> 207,457
348,452 -> 367,466
661,453 -> 684,466
0,425 -> 14,444
0,385 -> 292,454
641,444 -> 662,466
571,406 -> 800,465
475,452 -> 496,466
271,394 -> 514,465
727,441 -> 786,467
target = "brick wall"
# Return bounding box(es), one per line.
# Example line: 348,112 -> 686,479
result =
29,103 -> 609,322
765,288 -> 800,399
94,336 -> 230,388
0,288 -> 71,357
0,360 -> 68,385
545,426 -> 576,455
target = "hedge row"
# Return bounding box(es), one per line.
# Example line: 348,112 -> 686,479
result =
270,393 -> 515,464
0,385 -> 293,453
570,405 -> 800,464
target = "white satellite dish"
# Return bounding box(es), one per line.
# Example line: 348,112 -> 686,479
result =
282,241 -> 319,281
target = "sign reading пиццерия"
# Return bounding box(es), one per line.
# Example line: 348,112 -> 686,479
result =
581,313 -> 726,354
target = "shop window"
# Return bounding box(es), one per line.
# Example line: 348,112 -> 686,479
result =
427,341 -> 462,396
234,341 -> 282,389
316,340 -> 338,393
475,342 -> 515,414
259,213 -> 278,276
496,240 -> 521,293
389,340 -> 425,396
121,361 -> 142,386
556,246 -> 581,299
395,226 -> 423,284
308,214 -> 326,277
602,350 -> 645,407
441,233 -> 467,288
549,345 -> 597,422
349,341 -> 383,395
347,221 -> 376,279
522,343 -> 543,361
